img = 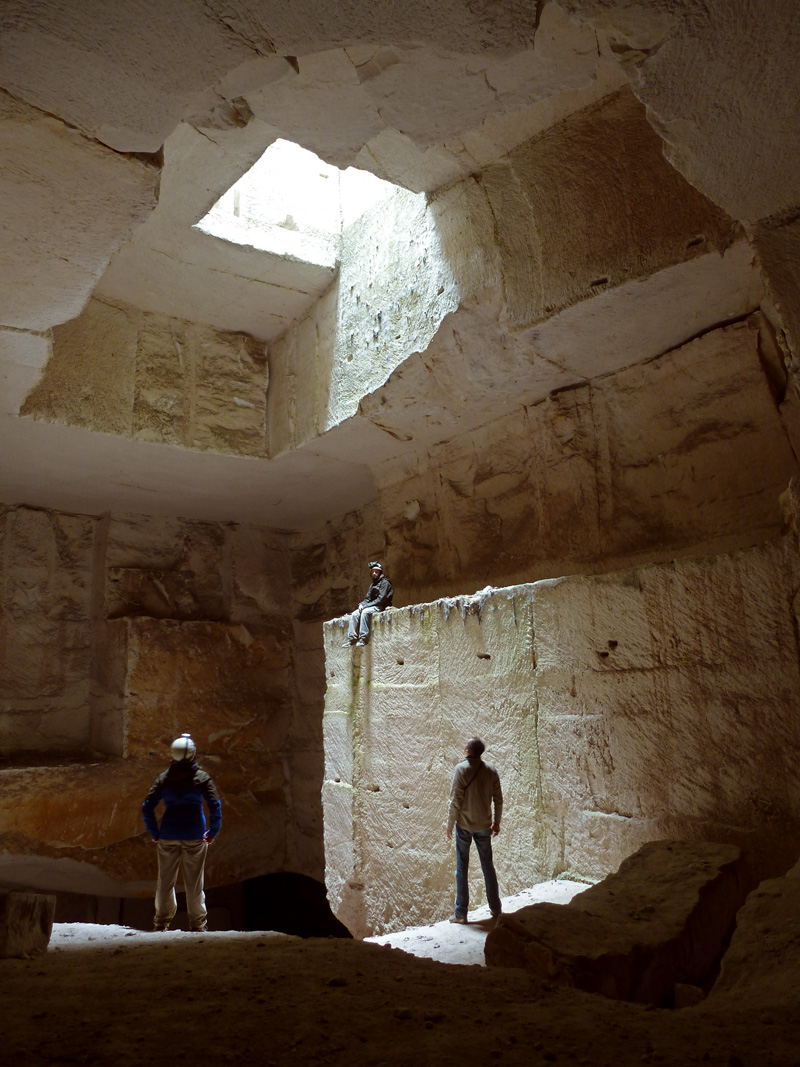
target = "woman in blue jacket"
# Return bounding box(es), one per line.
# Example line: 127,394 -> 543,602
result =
142,733 -> 222,932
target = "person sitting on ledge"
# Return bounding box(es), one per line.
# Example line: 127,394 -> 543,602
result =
346,561 -> 393,646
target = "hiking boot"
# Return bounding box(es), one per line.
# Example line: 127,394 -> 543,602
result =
449,915 -> 467,924
153,922 -> 170,932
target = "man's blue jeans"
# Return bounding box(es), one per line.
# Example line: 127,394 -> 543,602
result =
348,605 -> 380,643
454,825 -> 501,918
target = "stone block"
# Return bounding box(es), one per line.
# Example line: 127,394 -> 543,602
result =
709,857 -> 800,1007
0,891 -> 56,958
484,840 -> 748,1005
229,526 -> 293,621
0,328 -> 51,416
118,617 -> 292,759
323,779 -> 362,934
324,586 -> 550,934
483,88 -> 736,333
436,591 -> 534,705
0,506 -> 94,752
105,514 -> 186,569
324,532 -> 800,936
374,314 -> 791,600
105,515 -> 228,622
593,320 -> 797,556
284,747 -> 325,881
21,298 -> 138,435
532,535 -> 800,875
292,646 -> 327,710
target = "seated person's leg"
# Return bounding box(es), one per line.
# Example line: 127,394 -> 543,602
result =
347,608 -> 361,643
358,605 -> 380,642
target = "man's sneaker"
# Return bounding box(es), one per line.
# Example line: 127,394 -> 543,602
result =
153,922 -> 169,932
449,915 -> 467,924
343,640 -> 356,647
190,923 -> 208,933
355,639 -> 367,646
491,910 -> 502,919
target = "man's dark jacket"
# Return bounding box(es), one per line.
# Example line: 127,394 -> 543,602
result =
360,575 -> 393,609
142,761 -> 222,841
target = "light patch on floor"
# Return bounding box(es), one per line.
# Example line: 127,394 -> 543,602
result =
365,879 -> 588,966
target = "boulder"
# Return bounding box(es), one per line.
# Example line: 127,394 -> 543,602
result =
484,840 -> 749,1005
0,891 -> 56,958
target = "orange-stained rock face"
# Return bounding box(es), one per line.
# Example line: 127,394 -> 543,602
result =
0,703 -> 297,893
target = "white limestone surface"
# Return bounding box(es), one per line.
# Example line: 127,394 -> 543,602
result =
268,180 -> 470,456
96,123 -> 337,343
0,329 -> 51,415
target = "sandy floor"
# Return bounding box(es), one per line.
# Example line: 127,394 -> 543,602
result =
4,880 -> 797,1066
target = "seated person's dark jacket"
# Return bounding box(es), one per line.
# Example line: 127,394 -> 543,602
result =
360,575 -> 393,609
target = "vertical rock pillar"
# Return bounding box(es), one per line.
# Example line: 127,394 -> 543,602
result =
323,589 -> 543,938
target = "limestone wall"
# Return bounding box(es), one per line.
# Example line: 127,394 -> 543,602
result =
267,182 -> 470,456
26,87 -> 744,478
481,88 -> 736,332
559,0 -> 800,227
322,531 -> 800,937
0,92 -> 159,333
293,316 -> 798,612
21,299 -> 268,457
0,506 -> 96,753
0,503 -> 324,895
268,88 -> 739,466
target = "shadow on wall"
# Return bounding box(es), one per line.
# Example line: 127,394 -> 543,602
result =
46,873 -> 352,938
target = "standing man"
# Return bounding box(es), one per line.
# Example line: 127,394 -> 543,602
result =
446,737 -> 503,924
142,732 -> 222,933
346,561 -> 393,646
